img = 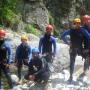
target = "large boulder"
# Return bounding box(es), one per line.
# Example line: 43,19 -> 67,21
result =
16,0 -> 49,30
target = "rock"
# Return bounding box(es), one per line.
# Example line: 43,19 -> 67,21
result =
62,69 -> 69,75
62,69 -> 69,81
48,63 -> 54,73
13,85 -> 22,90
58,73 -> 65,80
17,0 -> 49,29
21,84 -> 28,90
78,81 -> 83,86
56,43 -> 70,70
11,74 -> 19,83
73,76 -> 77,82
83,76 -> 88,82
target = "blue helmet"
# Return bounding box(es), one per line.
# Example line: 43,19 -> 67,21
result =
32,48 -> 39,54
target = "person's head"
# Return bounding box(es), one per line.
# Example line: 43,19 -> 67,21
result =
71,18 -> 81,29
0,28 -> 6,40
32,48 -> 39,59
45,24 -> 53,35
81,15 -> 90,27
21,34 -> 28,44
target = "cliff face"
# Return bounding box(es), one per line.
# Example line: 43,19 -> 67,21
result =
16,0 -> 49,31
15,0 -> 90,33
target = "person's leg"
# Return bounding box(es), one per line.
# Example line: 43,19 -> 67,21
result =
17,60 -> 23,80
44,72 -> 50,82
17,65 -> 22,80
82,55 -> 90,76
77,55 -> 90,80
0,80 -> 1,90
0,65 -> 1,90
68,48 -> 76,82
40,72 -> 50,90
23,59 -> 29,66
2,65 -> 13,89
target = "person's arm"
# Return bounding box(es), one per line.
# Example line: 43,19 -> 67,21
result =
15,46 -> 20,63
61,29 -> 70,44
27,45 -> 31,60
80,28 -> 90,40
28,60 -> 37,75
52,37 -> 56,55
7,44 -> 12,64
34,59 -> 46,76
39,37 -> 43,53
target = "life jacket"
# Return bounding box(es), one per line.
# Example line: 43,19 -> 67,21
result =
70,29 -> 84,49
18,44 -> 29,59
42,34 -> 52,54
0,40 -> 8,62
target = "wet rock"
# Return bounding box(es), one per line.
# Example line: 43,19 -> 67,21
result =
11,74 -> 19,83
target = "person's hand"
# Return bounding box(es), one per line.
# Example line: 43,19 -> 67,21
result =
5,64 -> 10,68
29,75 -> 35,81
14,62 -> 17,66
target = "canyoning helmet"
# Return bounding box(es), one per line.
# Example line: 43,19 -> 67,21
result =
21,34 -> 28,41
81,15 -> 90,24
72,18 -> 81,24
32,48 -> 39,54
0,28 -> 6,37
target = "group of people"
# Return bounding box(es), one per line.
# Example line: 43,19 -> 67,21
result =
0,25 -> 56,89
1,14 -> 90,89
61,15 -> 90,83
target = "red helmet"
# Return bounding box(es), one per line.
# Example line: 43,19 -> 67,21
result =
46,25 -> 53,32
0,29 -> 6,37
81,15 -> 90,23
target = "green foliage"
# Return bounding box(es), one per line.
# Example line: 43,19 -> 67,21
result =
49,12 -> 54,25
25,24 -> 39,35
43,0 -> 73,36
0,0 -> 18,26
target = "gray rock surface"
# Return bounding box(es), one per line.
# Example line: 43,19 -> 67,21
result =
13,70 -> 90,90
5,30 -> 90,90
17,0 -> 49,30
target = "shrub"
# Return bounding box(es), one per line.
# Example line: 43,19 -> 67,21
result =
25,24 -> 39,35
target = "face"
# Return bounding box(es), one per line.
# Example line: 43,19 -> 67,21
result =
0,35 -> 5,40
85,20 -> 90,27
32,53 -> 39,59
88,20 -> 90,28
72,22 -> 80,29
21,39 -> 27,44
82,19 -> 90,26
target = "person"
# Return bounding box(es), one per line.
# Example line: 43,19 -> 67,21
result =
61,18 -> 90,83
15,34 -> 31,81
39,24 -> 56,63
0,28 -> 13,89
25,48 -> 50,87
78,15 -> 90,78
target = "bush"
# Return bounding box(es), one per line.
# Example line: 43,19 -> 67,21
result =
25,24 -> 39,35
0,0 -> 18,27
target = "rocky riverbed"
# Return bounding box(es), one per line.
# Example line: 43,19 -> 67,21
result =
2,30 -> 90,90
